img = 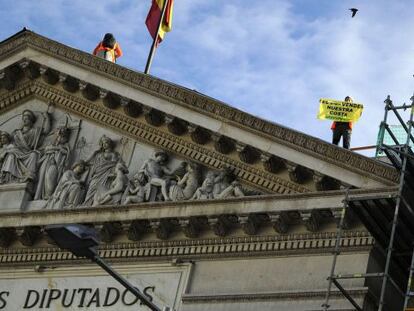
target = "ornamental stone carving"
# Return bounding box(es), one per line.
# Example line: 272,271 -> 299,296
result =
0,109 -> 51,184
169,162 -> 201,201
83,135 -> 122,206
127,220 -> 149,241
122,171 -> 147,204
191,172 -> 215,200
269,214 -> 288,234
93,162 -> 129,206
46,160 -> 87,209
0,104 -> 265,211
140,150 -> 174,201
212,168 -> 245,199
34,126 -> 71,200
18,226 -> 41,246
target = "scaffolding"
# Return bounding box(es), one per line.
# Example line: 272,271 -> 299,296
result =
322,95 -> 414,311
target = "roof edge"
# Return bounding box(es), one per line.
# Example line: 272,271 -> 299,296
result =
0,30 -> 399,185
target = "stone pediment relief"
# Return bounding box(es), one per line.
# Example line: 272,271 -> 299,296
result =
0,61 -> 315,200
0,30 -> 398,189
0,50 -> 398,212
0,101 -> 260,212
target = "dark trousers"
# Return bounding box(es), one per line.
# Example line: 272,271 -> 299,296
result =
332,125 -> 352,149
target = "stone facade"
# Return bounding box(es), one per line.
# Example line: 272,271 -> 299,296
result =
0,29 -> 400,310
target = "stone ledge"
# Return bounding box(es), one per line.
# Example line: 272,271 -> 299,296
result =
181,287 -> 368,302
0,187 -> 398,228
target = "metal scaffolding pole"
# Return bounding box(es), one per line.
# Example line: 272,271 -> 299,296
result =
324,93 -> 414,311
378,99 -> 414,311
403,248 -> 414,310
322,189 -> 351,310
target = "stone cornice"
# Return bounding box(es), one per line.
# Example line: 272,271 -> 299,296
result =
0,230 -> 373,266
0,187 -> 391,245
0,30 -> 399,186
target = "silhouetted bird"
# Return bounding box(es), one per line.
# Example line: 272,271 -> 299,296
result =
349,8 -> 358,18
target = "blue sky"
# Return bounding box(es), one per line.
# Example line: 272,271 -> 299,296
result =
1,0 -> 414,156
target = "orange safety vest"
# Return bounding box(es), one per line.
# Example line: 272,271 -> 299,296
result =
93,42 -> 123,63
331,121 -> 353,130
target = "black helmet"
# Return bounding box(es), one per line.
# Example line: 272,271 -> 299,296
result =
102,33 -> 116,49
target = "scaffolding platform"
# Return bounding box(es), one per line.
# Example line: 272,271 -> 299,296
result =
323,95 -> 414,311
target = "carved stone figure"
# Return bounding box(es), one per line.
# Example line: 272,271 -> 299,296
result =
212,168 -> 244,199
34,127 -> 71,200
83,135 -> 121,205
93,162 -> 128,206
122,171 -> 148,204
0,110 -> 50,184
0,131 -> 19,183
169,162 -> 201,201
13,110 -> 51,152
191,172 -> 215,200
46,161 -> 87,209
217,180 -> 245,199
140,150 -> 173,201
212,169 -> 233,199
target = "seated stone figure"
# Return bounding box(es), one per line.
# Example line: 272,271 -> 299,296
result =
140,150 -> 174,201
93,162 -> 129,206
0,110 -> 51,184
46,161 -> 87,209
213,168 -> 244,199
217,180 -> 245,199
169,162 -> 201,201
191,172 -> 215,200
122,171 -> 148,204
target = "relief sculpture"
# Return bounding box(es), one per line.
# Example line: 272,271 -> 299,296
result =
212,168 -> 245,199
0,110 -> 50,184
122,171 -> 148,204
93,162 -> 128,206
0,108 -> 257,210
169,162 -> 201,201
46,161 -> 87,209
34,127 -> 71,200
139,150 -> 174,201
191,172 -> 215,200
83,135 -> 121,206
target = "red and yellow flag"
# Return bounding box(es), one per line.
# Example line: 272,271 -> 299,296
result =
146,0 -> 174,44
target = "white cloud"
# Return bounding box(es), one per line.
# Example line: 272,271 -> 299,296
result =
2,0 -> 414,156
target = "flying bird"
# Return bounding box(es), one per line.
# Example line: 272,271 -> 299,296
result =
349,8 -> 358,18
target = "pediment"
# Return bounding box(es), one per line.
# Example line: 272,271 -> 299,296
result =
0,30 -> 398,214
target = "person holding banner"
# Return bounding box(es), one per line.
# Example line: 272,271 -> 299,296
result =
331,96 -> 354,149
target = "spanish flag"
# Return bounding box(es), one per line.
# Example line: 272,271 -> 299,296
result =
146,0 -> 174,44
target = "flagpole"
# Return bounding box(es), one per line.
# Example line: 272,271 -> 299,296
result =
144,0 -> 169,74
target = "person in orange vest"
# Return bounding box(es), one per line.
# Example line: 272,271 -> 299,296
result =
93,33 -> 123,63
331,96 -> 353,149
